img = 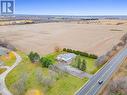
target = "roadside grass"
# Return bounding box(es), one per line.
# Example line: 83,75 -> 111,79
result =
0,68 -> 6,74
6,51 -> 88,95
0,52 -> 16,66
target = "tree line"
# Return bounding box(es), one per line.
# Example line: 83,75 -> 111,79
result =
63,48 -> 98,59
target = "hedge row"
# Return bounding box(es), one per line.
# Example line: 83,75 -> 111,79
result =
63,48 -> 98,59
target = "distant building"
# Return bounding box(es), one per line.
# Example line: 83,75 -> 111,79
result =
56,53 -> 76,63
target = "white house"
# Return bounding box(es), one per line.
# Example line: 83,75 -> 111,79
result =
56,53 -> 76,63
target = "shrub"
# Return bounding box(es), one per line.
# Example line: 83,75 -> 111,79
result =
89,54 -> 98,59
40,57 -> 53,68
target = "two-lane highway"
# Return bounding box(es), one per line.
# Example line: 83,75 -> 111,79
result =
76,47 -> 127,95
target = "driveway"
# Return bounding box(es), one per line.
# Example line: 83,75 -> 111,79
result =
0,52 -> 22,95
55,63 -> 93,79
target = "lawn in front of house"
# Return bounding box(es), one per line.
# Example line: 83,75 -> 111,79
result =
6,51 -> 88,95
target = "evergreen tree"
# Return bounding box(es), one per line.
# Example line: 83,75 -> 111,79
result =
75,55 -> 81,69
80,59 -> 87,71
77,57 -> 81,69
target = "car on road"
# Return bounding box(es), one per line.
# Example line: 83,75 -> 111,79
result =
98,80 -> 103,85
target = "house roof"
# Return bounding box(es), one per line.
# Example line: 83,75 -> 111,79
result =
57,53 -> 76,62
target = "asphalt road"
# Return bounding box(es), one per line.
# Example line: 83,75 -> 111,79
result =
76,47 -> 127,95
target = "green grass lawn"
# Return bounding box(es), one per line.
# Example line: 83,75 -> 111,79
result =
3,58 -> 16,66
6,51 -> 88,95
81,56 -> 99,74
0,52 -> 16,66
47,76 -> 88,95
0,68 -> 6,74
71,56 -> 99,74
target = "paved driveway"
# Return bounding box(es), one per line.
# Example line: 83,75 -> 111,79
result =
0,52 -> 22,95
55,63 -> 93,79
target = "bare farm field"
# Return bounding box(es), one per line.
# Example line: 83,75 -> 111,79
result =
0,21 -> 126,56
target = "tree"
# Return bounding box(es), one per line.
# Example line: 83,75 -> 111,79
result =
35,68 -> 44,84
40,57 -> 53,68
28,52 -> 40,63
77,56 -> 81,69
80,59 -> 87,71
11,73 -> 28,95
34,53 -> 40,62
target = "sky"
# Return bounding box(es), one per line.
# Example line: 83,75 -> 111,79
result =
15,0 -> 127,15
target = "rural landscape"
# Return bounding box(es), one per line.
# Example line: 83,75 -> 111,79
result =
0,0 -> 127,95
0,16 -> 127,95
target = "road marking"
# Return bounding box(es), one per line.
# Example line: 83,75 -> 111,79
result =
84,50 -> 125,95
75,47 -> 127,95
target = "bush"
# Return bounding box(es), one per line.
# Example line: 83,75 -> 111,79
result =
89,54 -> 98,59
40,57 -> 53,68
28,52 -> 40,63
63,48 -> 98,59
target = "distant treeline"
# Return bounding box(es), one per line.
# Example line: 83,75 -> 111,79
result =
80,18 -> 99,21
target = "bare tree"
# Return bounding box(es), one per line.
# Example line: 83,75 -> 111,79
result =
108,77 -> 127,95
11,73 -> 28,95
